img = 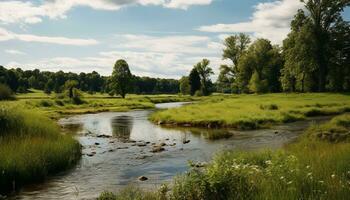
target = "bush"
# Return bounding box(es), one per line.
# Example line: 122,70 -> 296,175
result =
0,84 -> 15,101
38,100 -> 54,107
55,100 -> 65,106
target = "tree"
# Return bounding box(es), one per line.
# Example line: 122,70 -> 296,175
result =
188,68 -> 201,96
236,39 -> 283,93
220,34 -> 251,93
195,59 -> 214,96
216,65 -> 234,93
111,59 -> 133,98
179,76 -> 190,95
64,80 -> 79,99
301,0 -> 350,91
281,10 -> 317,92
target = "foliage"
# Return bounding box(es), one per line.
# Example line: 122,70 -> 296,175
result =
0,106 -> 81,194
179,76 -> 190,95
194,59 -> 214,96
111,60 -> 133,98
0,84 -> 15,101
281,0 -> 350,92
237,39 -> 283,93
188,67 -> 201,96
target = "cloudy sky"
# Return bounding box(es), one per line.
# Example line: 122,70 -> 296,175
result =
1,0 -> 349,78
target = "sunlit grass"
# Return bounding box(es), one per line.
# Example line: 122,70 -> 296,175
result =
151,93 -> 350,130
0,105 -> 81,194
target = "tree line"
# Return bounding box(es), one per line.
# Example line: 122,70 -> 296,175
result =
180,0 -> 350,95
0,65 -> 179,96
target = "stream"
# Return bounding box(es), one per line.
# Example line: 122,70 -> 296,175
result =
14,102 -> 329,200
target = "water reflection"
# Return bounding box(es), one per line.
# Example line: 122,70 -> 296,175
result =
111,115 -> 133,141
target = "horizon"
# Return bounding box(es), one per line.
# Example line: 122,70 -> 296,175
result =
1,0 -> 349,79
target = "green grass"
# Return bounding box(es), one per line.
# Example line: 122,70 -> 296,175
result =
12,90 -> 195,119
150,93 -> 350,130
100,114 -> 350,200
0,105 -> 81,195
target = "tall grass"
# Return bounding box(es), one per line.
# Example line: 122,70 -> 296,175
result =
100,114 -> 350,200
151,93 -> 350,130
0,106 -> 81,195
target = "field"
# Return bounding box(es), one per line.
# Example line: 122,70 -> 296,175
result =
13,89 -> 195,119
150,93 -> 350,130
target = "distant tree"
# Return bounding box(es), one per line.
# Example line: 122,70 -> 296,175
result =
64,80 -> 79,99
111,59 -> 133,98
179,76 -> 190,95
188,68 -> 201,96
195,59 -> 214,96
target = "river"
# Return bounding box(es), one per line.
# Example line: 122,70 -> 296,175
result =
14,102 -> 328,200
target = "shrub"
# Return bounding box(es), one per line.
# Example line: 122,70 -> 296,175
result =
55,100 -> 65,106
0,84 -> 15,101
38,100 -> 54,107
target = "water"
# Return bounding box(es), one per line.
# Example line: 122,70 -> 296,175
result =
14,102 -> 328,200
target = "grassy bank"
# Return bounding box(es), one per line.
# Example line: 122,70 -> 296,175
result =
0,105 -> 81,195
150,93 -> 350,130
13,90 -> 195,119
99,114 -> 350,200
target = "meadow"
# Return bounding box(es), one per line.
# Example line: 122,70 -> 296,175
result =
13,89 -> 195,119
150,93 -> 350,130
0,105 -> 81,195
99,114 -> 350,200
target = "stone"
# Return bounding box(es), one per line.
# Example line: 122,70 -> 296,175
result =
159,142 -> 167,146
95,142 -> 100,145
158,121 -> 164,125
138,176 -> 148,181
151,146 -> 165,153
183,140 -> 190,144
117,146 -> 129,150
137,143 -> 147,147
274,131 -> 279,134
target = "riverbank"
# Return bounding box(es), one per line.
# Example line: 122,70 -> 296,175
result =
150,93 -> 350,130
0,105 -> 81,196
99,113 -> 350,200
14,90 -> 196,119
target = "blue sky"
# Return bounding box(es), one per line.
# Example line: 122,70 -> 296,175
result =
0,0 -> 349,78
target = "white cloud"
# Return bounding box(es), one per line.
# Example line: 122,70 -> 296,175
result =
5,49 -> 26,55
114,34 -> 218,54
0,0 -> 213,25
198,0 -> 303,44
0,27 -> 98,46
4,33 -> 228,78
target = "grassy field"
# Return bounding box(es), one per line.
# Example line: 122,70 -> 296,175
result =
99,113 -> 350,200
0,105 -> 81,195
151,93 -> 350,130
13,90 -> 195,119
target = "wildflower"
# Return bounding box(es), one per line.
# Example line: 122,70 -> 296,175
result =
287,181 -> 293,185
307,172 -> 312,177
331,174 -> 336,179
280,176 -> 285,180
265,160 -> 272,165
306,165 -> 310,169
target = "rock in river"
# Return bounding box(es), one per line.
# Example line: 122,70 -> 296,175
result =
138,176 -> 148,181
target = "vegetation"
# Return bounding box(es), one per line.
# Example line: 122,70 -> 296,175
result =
110,59 -> 133,98
0,84 -> 15,101
0,105 -> 81,195
0,66 -> 180,97
188,68 -> 201,96
151,93 -> 350,129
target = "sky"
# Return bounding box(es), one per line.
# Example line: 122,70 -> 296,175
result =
0,0 -> 349,79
